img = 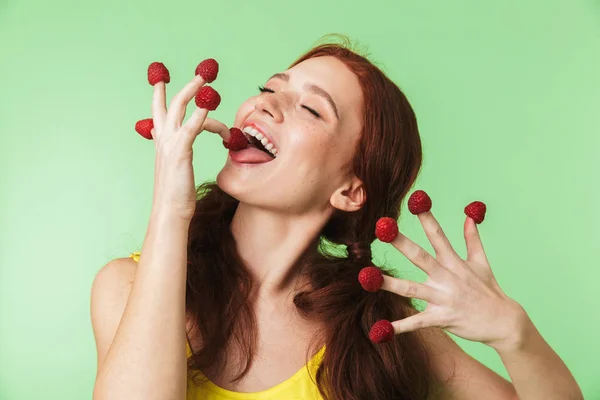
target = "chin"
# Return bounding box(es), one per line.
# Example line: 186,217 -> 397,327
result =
215,165 -> 241,200
215,156 -> 319,214
215,162 -> 263,205
215,167 -> 289,213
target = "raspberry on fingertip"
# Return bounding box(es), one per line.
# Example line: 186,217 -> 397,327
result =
135,118 -> 154,140
464,201 -> 486,224
147,62 -> 170,86
407,190 -> 432,215
195,59 -> 219,83
223,127 -> 249,151
195,86 -> 221,110
375,217 -> 398,243
358,266 -> 384,292
369,320 -> 394,344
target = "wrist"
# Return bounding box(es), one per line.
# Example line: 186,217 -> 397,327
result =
489,301 -> 532,354
150,206 -> 193,227
141,211 -> 191,267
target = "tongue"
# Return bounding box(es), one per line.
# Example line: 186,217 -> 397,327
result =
230,144 -> 275,163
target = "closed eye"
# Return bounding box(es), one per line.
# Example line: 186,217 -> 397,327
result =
302,106 -> 321,118
258,85 -> 274,93
258,85 -> 321,119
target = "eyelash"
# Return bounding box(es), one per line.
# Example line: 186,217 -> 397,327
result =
257,85 -> 321,119
258,85 -> 274,93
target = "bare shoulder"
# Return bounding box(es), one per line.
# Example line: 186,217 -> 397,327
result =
90,257 -> 138,368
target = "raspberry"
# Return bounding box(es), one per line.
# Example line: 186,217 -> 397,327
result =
464,201 -> 487,224
135,118 -> 153,140
369,320 -> 394,344
223,127 -> 248,151
358,266 -> 384,292
375,217 -> 398,243
195,58 -> 219,83
407,190 -> 432,215
195,86 -> 221,110
147,62 -> 170,86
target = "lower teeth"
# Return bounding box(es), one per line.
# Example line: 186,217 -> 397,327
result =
250,138 -> 274,157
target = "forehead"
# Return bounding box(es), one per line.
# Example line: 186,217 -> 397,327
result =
286,56 -> 363,123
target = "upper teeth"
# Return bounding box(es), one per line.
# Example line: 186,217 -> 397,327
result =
242,126 -> 278,157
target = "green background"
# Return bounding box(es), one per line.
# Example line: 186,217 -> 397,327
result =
1,0 -> 598,399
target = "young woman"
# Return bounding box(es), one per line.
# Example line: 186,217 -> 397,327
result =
91,40 -> 583,400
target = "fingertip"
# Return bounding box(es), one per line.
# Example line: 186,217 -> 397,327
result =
464,215 -> 472,228
193,73 -> 206,84
193,107 -> 210,118
464,216 -> 479,236
416,210 -> 433,221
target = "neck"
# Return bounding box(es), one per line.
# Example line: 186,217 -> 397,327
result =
230,201 -> 332,298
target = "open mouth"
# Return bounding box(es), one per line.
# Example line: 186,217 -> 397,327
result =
242,126 -> 278,158
248,135 -> 276,159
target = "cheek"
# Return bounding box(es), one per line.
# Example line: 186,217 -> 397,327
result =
291,127 -> 349,171
318,134 -> 357,171
290,124 -> 327,154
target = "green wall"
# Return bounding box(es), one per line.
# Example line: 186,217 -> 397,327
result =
0,0 -> 598,398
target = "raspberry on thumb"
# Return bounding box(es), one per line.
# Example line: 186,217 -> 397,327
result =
135,118 -> 153,140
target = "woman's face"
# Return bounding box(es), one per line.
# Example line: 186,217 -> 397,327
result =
216,55 -> 365,214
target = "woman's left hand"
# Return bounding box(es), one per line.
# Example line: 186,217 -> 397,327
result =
378,210 -> 526,351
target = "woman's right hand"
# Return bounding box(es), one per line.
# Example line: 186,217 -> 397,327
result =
149,71 -> 230,222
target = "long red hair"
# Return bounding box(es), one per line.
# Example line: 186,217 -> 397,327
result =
185,38 -> 443,399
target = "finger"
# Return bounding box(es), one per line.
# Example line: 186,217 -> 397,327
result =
391,311 -> 438,334
152,82 -> 167,138
179,108 -> 209,149
165,75 -> 207,129
389,233 -> 445,277
417,211 -> 461,261
202,117 -> 230,141
380,275 -> 441,304
464,217 -> 488,264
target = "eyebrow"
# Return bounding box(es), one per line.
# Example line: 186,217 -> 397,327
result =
268,73 -> 340,120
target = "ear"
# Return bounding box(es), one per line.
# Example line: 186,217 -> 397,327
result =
329,176 -> 366,212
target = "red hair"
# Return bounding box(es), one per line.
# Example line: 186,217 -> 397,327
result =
185,38 -> 443,399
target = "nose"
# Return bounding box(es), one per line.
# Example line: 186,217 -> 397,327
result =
254,93 -> 284,122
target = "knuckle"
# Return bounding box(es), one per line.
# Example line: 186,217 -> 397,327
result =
415,248 -> 430,263
405,282 -> 419,298
434,224 -> 445,238
395,234 -> 407,246
413,318 -> 426,330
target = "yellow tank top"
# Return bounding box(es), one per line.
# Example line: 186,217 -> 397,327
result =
129,252 -> 326,400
